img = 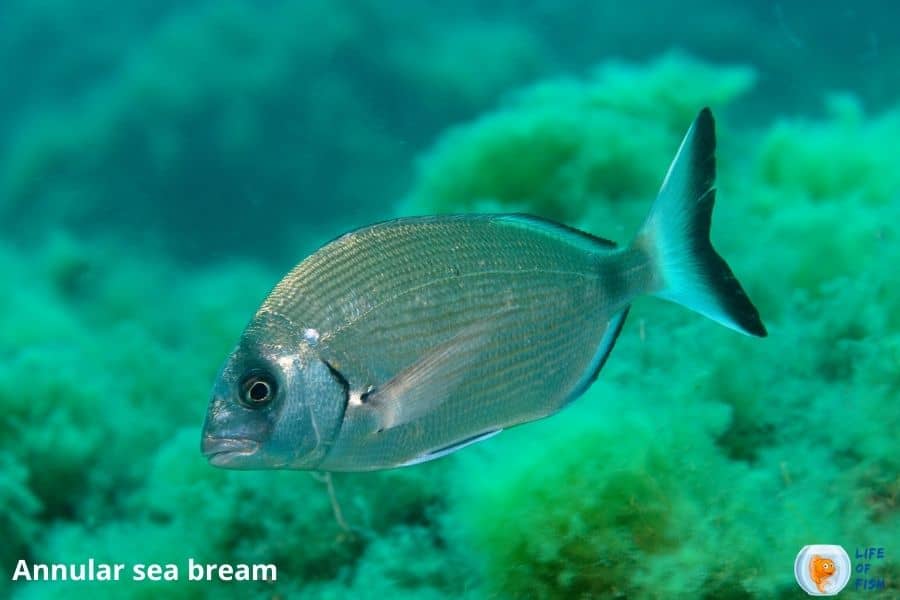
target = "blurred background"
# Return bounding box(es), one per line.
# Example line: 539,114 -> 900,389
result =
1,0 -> 899,262
1,1 -> 898,598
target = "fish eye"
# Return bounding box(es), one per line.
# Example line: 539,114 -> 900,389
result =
239,370 -> 277,408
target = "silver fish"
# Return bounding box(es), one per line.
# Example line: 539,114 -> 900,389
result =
202,108 -> 766,471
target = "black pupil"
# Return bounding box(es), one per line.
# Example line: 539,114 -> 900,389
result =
248,380 -> 270,402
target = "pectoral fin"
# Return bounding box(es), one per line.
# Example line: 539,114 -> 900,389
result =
362,316 -> 498,432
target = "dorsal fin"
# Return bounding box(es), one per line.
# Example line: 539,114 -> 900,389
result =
493,214 -> 618,250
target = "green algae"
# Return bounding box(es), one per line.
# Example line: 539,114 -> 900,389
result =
404,52 -> 755,223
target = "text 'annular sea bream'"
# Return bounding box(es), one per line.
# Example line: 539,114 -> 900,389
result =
11,558 -> 277,582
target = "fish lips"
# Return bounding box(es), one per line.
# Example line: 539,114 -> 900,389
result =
202,436 -> 260,467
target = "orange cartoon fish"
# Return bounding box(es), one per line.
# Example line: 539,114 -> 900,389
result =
809,555 -> 836,593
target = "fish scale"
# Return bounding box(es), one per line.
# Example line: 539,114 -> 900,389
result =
263,217 -> 607,331
259,217 -> 629,470
269,219 -> 612,342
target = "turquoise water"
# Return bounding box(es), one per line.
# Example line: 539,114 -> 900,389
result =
1,1 -> 897,598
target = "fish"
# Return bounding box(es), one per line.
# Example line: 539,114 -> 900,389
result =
201,107 -> 766,472
809,555 -> 836,593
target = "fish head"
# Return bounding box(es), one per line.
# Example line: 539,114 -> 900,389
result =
202,312 -> 345,470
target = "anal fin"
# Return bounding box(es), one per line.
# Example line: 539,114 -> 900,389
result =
562,306 -> 630,405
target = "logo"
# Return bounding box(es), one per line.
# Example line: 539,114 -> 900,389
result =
794,545 -> 851,596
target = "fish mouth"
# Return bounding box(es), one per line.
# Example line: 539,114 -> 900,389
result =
202,437 -> 259,466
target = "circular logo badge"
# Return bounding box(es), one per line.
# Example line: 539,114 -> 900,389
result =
794,545 -> 851,596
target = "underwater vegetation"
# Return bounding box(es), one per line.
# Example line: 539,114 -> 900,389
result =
2,1 -> 899,598
0,0 -> 548,262
404,52 -> 755,224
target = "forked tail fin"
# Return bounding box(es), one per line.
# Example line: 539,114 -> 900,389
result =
632,108 -> 767,337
